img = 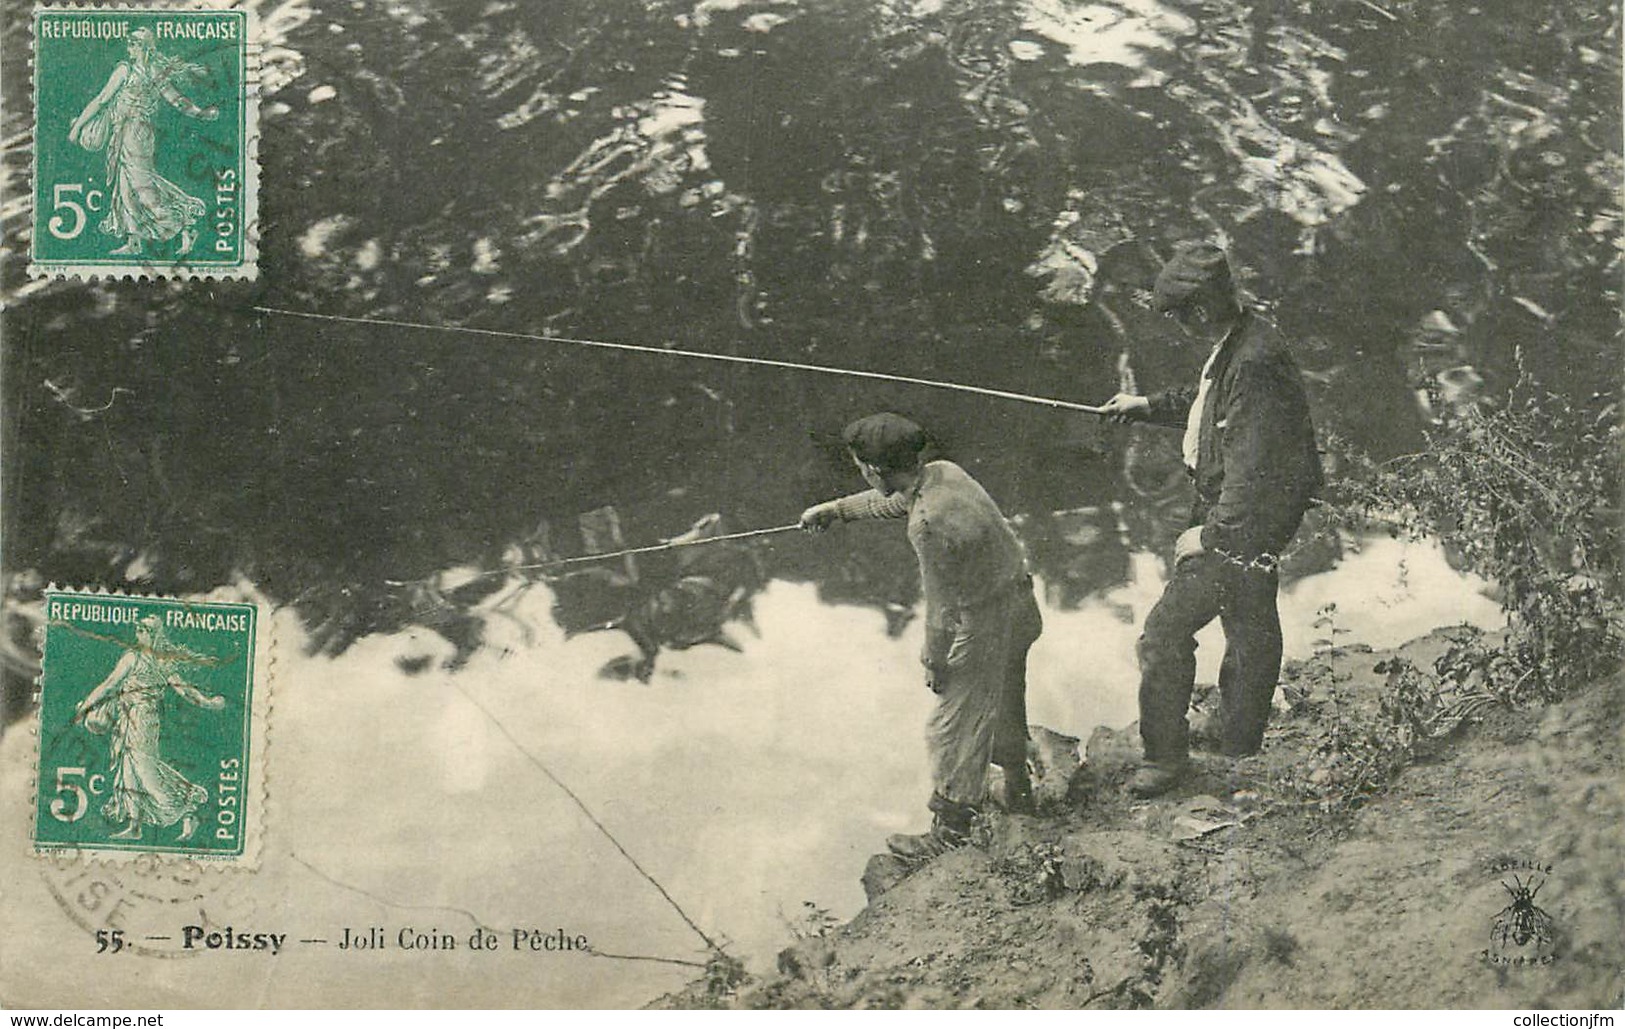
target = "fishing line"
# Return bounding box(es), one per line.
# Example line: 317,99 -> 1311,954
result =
450,679 -> 727,958
252,306 -> 1108,416
384,523 -> 803,591
288,852 -> 488,930
511,522 -> 800,574
241,310 -> 1112,960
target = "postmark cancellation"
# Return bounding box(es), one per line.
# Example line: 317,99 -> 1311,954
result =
28,4 -> 259,280
32,589 -> 269,864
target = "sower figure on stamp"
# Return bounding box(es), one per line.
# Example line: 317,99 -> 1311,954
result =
1098,243 -> 1323,798
73,615 -> 225,841
801,413 -> 1043,863
67,26 -> 218,256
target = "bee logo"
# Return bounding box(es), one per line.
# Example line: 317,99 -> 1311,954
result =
1490,873 -> 1555,953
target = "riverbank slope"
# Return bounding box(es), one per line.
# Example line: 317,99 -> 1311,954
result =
659,628 -> 1623,1009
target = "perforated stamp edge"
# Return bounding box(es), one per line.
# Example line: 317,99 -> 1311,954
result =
25,2 -> 261,281
26,584 -> 273,869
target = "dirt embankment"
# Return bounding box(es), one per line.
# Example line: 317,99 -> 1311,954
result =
660,629 -> 1624,1009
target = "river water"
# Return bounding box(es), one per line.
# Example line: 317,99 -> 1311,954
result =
268,534 -> 1496,1007
0,0 -> 1616,1009
0,533 -> 1503,1007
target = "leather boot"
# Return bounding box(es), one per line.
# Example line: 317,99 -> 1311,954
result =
1001,766 -> 1036,815
886,795 -> 976,867
927,791 -> 978,834
1129,759 -> 1190,798
884,821 -> 968,865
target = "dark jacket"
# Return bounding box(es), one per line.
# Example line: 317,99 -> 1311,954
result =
1145,310 -> 1323,559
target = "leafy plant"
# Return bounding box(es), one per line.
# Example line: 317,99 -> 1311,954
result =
1330,387 -> 1621,700
1129,882 -> 1190,1006
1431,626 -> 1531,708
1309,684 -> 1409,810
1311,602 -> 1351,652
702,951 -> 749,1004
991,841 -> 1066,906
1279,658 -> 1447,815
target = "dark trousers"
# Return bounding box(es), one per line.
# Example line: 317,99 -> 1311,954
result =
1137,553 -> 1282,764
994,584 -> 1042,773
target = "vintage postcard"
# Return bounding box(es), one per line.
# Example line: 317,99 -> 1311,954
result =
0,0 -> 1619,1014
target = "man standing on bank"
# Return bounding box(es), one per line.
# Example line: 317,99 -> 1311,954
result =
1098,242 -> 1322,798
801,413 -> 1042,860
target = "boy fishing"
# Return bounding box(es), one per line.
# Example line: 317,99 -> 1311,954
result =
1098,242 -> 1323,797
800,413 -> 1042,862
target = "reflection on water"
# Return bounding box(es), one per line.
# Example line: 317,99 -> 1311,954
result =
0,533 -> 1506,1006
545,511 -> 768,682
248,530 -> 1490,1008
1019,0 -> 1193,86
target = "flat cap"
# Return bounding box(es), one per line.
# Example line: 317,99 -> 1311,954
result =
1151,241 -> 1235,312
843,412 -> 928,472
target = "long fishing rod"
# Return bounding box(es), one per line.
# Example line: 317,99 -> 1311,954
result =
385,522 -> 804,589
518,522 -> 802,573
251,306 -> 1109,416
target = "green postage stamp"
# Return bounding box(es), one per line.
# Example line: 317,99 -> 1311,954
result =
29,5 -> 258,280
33,591 -> 268,862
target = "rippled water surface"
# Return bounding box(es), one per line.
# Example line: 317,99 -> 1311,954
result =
0,0 -> 1617,1006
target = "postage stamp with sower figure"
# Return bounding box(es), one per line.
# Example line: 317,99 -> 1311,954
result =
33,591 -> 267,863
29,5 -> 258,279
